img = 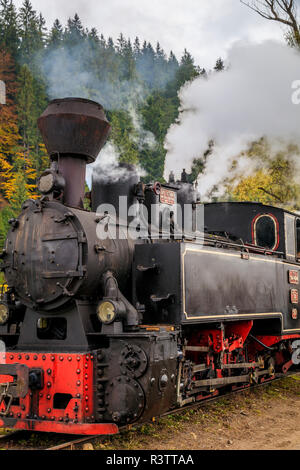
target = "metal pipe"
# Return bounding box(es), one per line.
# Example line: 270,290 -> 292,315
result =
249,334 -> 275,351
55,154 -> 86,208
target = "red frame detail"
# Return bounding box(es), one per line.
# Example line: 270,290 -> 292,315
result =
0,418 -> 118,435
251,334 -> 300,350
0,352 -> 118,436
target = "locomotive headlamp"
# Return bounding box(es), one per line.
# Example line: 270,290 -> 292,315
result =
0,302 -> 9,325
97,300 -> 127,324
37,169 -> 65,195
97,301 -> 117,324
38,172 -> 55,194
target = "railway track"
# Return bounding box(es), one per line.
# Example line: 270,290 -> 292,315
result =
0,371 -> 298,450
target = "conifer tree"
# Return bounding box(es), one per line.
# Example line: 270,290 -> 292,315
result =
47,19 -> 63,47
133,37 -> 141,58
175,49 -> 200,87
88,27 -> 100,44
214,57 -> 224,71
17,64 -> 35,150
0,0 -> 19,57
65,13 -> 85,45
99,34 -> 106,48
18,0 -> 43,61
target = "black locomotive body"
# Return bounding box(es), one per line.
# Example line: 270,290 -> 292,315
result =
0,98 -> 299,435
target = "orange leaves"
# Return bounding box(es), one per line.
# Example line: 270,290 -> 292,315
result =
0,47 -> 39,205
0,48 -> 20,194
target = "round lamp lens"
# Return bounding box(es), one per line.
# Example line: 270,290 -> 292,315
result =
97,301 -> 116,324
38,173 -> 54,194
0,303 -> 9,325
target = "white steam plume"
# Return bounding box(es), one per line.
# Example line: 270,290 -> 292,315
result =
86,141 -> 146,189
86,142 -> 121,189
128,105 -> 156,150
164,40 -> 300,198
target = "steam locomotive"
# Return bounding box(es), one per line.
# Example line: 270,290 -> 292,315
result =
0,97 -> 299,436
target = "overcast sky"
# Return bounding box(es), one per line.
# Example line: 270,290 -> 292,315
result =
13,0 -> 285,68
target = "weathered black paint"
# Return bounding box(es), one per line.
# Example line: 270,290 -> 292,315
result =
93,330 -> 178,424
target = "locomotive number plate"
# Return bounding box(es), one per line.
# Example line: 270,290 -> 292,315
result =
292,308 -> 298,320
289,270 -> 299,285
291,289 -> 299,304
160,188 -> 176,206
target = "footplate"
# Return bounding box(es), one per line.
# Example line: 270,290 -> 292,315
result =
0,364 -> 29,416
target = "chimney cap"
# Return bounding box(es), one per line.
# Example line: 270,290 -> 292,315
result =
50,97 -> 103,105
38,97 -> 111,164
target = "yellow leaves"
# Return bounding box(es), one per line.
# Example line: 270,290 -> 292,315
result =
2,148 -> 38,201
38,142 -> 49,173
224,138 -> 300,210
0,150 -> 39,204
230,170 -> 274,204
0,154 -> 12,172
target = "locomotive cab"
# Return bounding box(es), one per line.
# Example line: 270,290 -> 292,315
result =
203,201 -> 300,262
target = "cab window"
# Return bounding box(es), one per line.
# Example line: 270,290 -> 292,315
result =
285,213 -> 296,259
253,214 -> 278,250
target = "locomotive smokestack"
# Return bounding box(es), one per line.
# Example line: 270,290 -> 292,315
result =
38,98 -> 111,208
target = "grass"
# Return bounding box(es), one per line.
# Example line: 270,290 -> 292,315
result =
16,433 -> 55,448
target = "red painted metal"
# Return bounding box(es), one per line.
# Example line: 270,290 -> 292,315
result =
0,352 -> 118,436
247,333 -> 300,366
289,270 -> 299,285
292,308 -> 298,320
187,321 -> 254,357
282,360 -> 294,374
254,334 -> 300,349
187,323 -> 300,382
153,182 -> 161,196
188,328 -> 224,355
225,321 -> 253,342
224,321 -> 253,352
160,188 -> 176,206
0,375 -> 13,383
291,289 -> 299,305
0,418 -> 118,435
